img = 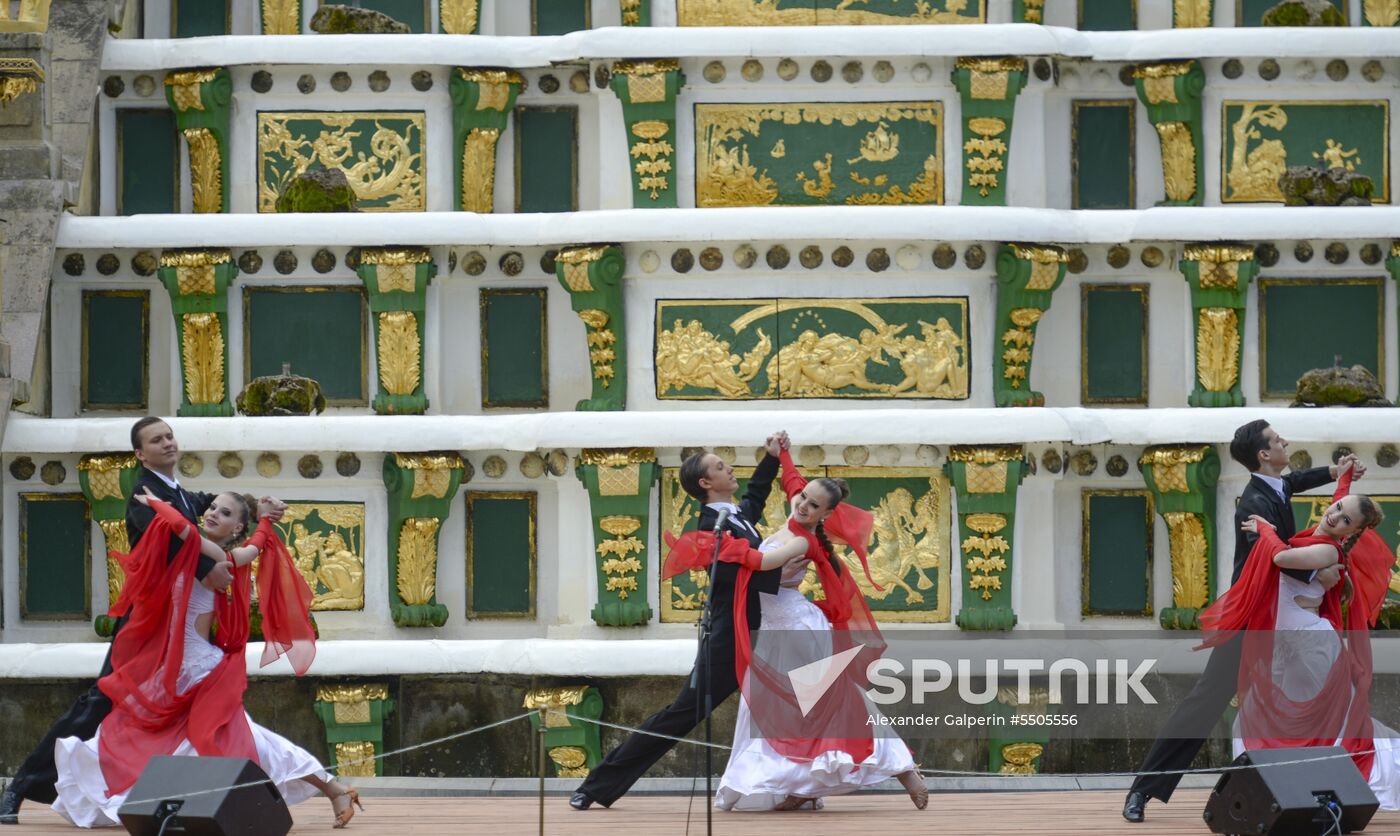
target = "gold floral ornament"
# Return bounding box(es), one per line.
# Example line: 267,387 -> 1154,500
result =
964,117 -> 1008,197
181,313 -> 225,405
1021,0 -> 1045,21
440,0 -> 481,33
1164,512 -> 1209,609
0,58 -> 43,107
258,112 -> 425,212
962,512 -> 1009,600
597,515 -> 644,599
630,120 -> 675,200
260,0 -> 300,34
377,311 -> 422,396
1001,308 -> 1042,389
396,517 -> 440,606
1195,308 -> 1240,392
1365,0 -> 1400,26
999,742 -> 1044,775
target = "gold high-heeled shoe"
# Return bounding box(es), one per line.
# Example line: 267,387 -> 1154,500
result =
330,787 -> 363,828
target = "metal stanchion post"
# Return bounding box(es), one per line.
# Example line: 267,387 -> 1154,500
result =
538,710 -> 547,836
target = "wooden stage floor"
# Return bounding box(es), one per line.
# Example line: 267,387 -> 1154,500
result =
8,789 -> 1400,835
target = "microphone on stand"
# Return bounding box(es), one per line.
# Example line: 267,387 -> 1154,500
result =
713,507 -> 731,533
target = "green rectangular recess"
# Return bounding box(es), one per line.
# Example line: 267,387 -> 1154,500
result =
82,290 -> 150,411
1072,99 -> 1135,209
466,491 -> 537,618
1081,283 -> 1148,405
1258,278 -> 1385,401
532,0 -> 591,34
514,106 -> 579,213
319,0 -> 429,32
117,109 -> 180,216
480,287 -> 549,409
1079,0 -> 1135,29
173,0 -> 230,36
1238,0 -> 1344,24
20,493 -> 92,620
243,285 -> 369,405
1082,490 -> 1153,617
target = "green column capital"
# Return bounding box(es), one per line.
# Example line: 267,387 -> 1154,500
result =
555,244 -> 627,411
944,445 -> 1026,631
1133,60 -> 1205,206
355,247 -> 437,415
314,684 -> 395,777
164,68 -> 232,213
993,244 -> 1067,407
524,686 -> 606,776
609,59 -> 684,207
158,248 -> 237,416
1138,444 -> 1220,629
1179,243 -> 1257,407
78,453 -> 141,637
575,448 -> 658,627
951,57 -> 1028,206
383,452 -> 466,627
450,68 -> 524,213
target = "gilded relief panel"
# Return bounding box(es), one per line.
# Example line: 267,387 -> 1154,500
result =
695,103 -> 943,207
660,467 -> 952,623
258,112 -> 426,212
1222,101 -> 1389,202
678,0 -> 982,25
271,502 -> 367,611
656,297 -> 969,400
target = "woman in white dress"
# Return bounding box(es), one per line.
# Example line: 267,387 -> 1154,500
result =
52,490 -> 362,828
1200,463 -> 1398,806
714,434 -> 926,812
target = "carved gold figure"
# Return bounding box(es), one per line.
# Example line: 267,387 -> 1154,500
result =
1226,104 -> 1288,202
258,112 -> 425,212
273,503 -> 366,611
858,482 -> 944,604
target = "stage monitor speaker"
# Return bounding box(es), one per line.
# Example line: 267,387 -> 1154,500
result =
117,755 -> 292,836
1203,746 -> 1378,835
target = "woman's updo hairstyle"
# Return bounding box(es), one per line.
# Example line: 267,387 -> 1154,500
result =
1341,495 -> 1385,556
810,477 -> 850,577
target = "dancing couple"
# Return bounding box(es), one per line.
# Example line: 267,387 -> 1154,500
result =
1,417 -> 360,828
1125,419 -> 1391,821
571,431 -> 925,812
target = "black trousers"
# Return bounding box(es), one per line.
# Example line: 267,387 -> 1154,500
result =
8,618 -> 123,805
1130,633 -> 1243,802
577,635 -> 739,807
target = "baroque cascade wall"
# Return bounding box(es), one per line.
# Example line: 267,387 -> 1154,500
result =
3,0 -> 1400,778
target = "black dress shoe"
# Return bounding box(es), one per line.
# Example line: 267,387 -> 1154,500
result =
1121,790 -> 1147,823
0,787 -> 21,825
569,791 -> 594,811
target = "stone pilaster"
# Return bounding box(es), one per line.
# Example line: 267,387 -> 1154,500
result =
1179,244 -> 1256,407
951,58 -> 1028,207
314,684 -> 395,777
449,69 -> 523,212
619,0 -> 650,25
1172,0 -> 1213,26
993,244 -> 1067,407
77,453 -> 139,637
164,68 -> 232,213
945,445 -> 1026,631
576,449 -> 658,627
1139,445 -> 1220,629
1133,60 -> 1205,206
555,245 -> 626,411
158,248 -> 236,416
355,247 -> 436,415
439,0 -> 481,32
258,0 -> 301,33
383,453 -> 466,627
523,686 -> 605,776
608,60 -> 684,208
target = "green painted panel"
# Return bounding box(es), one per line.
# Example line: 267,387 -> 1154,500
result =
515,107 -> 577,213
660,466 -> 952,623
1259,279 -> 1384,399
1222,101 -> 1388,202
356,0 -> 427,31
1079,0 -> 1134,29
695,103 -> 944,207
1239,0 -> 1343,24
173,0 -> 228,36
1082,284 -> 1147,404
21,494 -> 90,620
1073,101 -> 1134,209
533,0 -> 589,33
467,493 -> 536,616
1084,492 -> 1151,615
677,0 -> 984,24
655,297 -> 969,400
117,109 -> 179,216
82,291 -> 148,410
257,111 -> 426,212
246,287 -> 367,404
481,288 -> 548,408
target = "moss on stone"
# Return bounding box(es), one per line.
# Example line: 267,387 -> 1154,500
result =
1293,364 -> 1392,407
274,167 -> 358,213
1261,0 -> 1346,25
236,372 -> 327,416
1279,165 -> 1373,207
309,4 -> 410,33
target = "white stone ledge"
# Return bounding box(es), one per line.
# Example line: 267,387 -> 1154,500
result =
4,409 -> 1398,455
54,206 -> 1400,250
99,26 -> 1400,71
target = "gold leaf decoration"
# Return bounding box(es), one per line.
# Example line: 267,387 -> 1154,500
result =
396,517 -> 440,606
184,128 -> 221,213
1164,512 -> 1209,609
1155,121 -> 1198,202
461,127 -> 501,212
181,312 -> 225,405
1195,307 -> 1240,392
377,311 -> 421,396
99,520 -> 129,606
260,0 -> 300,33
440,0 -> 480,33
1365,0 -> 1400,26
